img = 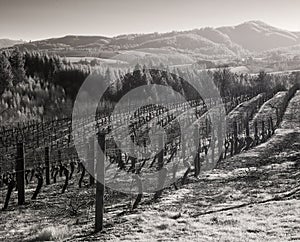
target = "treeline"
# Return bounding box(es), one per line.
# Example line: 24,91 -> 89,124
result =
0,49 -> 26,95
17,50 -> 294,103
210,68 -> 288,97
24,52 -> 90,101
0,49 -> 71,123
22,51 -> 290,104
0,48 -> 295,124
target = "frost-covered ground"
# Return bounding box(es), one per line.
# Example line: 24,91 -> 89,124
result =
0,92 -> 299,241
91,132 -> 300,241
251,91 -> 286,125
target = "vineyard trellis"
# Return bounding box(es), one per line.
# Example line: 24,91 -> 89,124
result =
0,85 -> 298,231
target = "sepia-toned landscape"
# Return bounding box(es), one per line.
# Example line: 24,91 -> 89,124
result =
0,0 -> 299,241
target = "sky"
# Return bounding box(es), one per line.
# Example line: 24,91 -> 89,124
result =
1,0 -> 300,41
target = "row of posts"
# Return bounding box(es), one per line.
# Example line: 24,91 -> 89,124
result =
12,132 -> 106,232
9,115 -> 275,232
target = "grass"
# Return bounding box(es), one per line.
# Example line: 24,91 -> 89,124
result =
33,225 -> 70,241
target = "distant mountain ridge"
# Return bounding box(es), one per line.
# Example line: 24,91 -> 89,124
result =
0,39 -> 26,49
10,21 -> 300,61
217,20 -> 300,52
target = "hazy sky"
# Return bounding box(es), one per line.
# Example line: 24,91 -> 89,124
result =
1,0 -> 300,41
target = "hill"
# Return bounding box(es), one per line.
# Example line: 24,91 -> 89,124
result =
10,21 -> 300,65
0,39 -> 25,49
217,20 -> 300,52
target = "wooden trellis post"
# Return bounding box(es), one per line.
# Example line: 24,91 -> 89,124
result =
233,121 -> 238,154
254,121 -> 259,145
95,133 -> 105,232
157,133 -> 164,170
217,112 -> 223,160
269,117 -> 274,134
45,146 -> 50,185
58,150 -> 63,177
154,133 -> 167,199
261,120 -> 265,141
89,136 -> 95,186
211,126 -> 215,163
194,125 -> 200,177
16,143 -> 25,205
245,119 -> 250,137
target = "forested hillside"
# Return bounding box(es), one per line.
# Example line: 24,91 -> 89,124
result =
0,47 -> 295,126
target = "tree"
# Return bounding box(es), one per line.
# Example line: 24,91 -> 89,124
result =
0,52 -> 13,95
9,48 -> 26,85
255,71 -> 270,93
134,63 -> 142,72
213,68 -> 234,97
104,67 -> 115,88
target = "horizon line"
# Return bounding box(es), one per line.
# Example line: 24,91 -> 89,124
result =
2,19 -> 300,42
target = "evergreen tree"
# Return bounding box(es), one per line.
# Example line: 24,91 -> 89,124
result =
255,71 -> 270,93
0,52 -> 13,95
104,67 -> 114,87
9,48 -> 26,85
134,63 -> 142,72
